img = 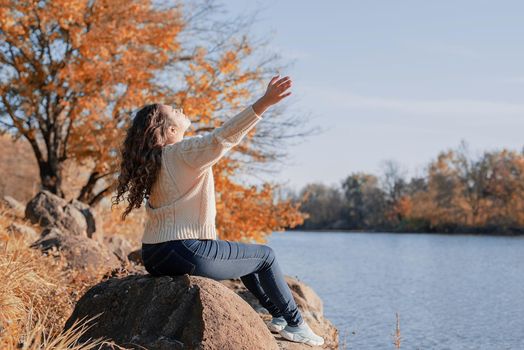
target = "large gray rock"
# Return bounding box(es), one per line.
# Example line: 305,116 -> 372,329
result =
63,274 -> 280,350
25,190 -> 87,236
69,198 -> 104,241
30,227 -> 120,272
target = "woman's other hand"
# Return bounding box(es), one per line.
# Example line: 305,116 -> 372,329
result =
252,74 -> 292,116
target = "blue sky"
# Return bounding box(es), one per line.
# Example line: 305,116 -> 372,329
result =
221,0 -> 524,192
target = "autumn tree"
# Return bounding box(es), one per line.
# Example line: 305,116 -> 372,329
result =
289,142 -> 524,234
407,142 -> 524,232
0,0 -> 313,241
293,183 -> 344,230
379,159 -> 409,224
341,173 -> 388,229
481,149 -> 524,228
413,141 -> 493,229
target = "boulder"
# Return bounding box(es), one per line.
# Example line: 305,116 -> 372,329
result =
2,195 -> 26,218
103,234 -> 134,264
221,275 -> 339,349
6,222 -> 39,241
25,190 -> 87,236
63,274 -> 280,350
69,198 -> 104,241
30,227 -> 121,272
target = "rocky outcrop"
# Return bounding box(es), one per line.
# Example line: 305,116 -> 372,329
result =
221,275 -> 339,349
21,190 -> 131,273
24,190 -> 104,242
64,272 -> 339,349
25,190 -> 88,237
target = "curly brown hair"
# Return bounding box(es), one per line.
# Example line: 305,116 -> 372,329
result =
111,103 -> 173,220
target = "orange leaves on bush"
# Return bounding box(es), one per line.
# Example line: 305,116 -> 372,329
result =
213,161 -> 307,243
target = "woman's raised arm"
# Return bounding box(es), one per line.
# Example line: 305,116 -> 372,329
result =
169,74 -> 293,172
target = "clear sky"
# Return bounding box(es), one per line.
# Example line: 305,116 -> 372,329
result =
221,0 -> 524,193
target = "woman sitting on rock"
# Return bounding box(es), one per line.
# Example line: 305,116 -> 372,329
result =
112,74 -> 324,346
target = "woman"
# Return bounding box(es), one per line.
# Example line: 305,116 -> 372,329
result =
112,75 -> 324,346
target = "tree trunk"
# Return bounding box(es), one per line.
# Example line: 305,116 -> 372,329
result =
77,171 -> 116,207
38,160 -> 65,198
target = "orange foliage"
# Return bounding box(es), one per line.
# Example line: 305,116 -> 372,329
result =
0,0 -> 306,242
408,148 -> 524,230
393,195 -> 412,220
213,159 -> 307,243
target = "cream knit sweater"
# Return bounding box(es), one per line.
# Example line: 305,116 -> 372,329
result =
141,105 -> 263,244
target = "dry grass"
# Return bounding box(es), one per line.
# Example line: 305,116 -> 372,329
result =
0,202 -> 135,349
339,325 -> 350,349
339,312 -> 403,349
392,312 -> 402,348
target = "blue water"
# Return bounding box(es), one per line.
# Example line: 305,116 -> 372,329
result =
266,231 -> 524,350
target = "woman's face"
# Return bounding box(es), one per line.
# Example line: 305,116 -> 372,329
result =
161,104 -> 191,145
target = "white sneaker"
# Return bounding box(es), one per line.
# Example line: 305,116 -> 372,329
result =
279,321 -> 325,346
266,316 -> 287,332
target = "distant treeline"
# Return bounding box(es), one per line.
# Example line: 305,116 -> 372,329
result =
287,141 -> 524,235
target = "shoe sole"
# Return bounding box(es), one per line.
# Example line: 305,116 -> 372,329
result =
267,322 -> 286,333
279,328 -> 325,346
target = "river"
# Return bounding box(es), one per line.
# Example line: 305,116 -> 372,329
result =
266,230 -> 524,350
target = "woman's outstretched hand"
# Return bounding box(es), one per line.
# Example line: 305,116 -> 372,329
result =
252,74 -> 292,116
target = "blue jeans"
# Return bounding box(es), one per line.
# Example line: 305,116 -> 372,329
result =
141,238 -> 304,326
